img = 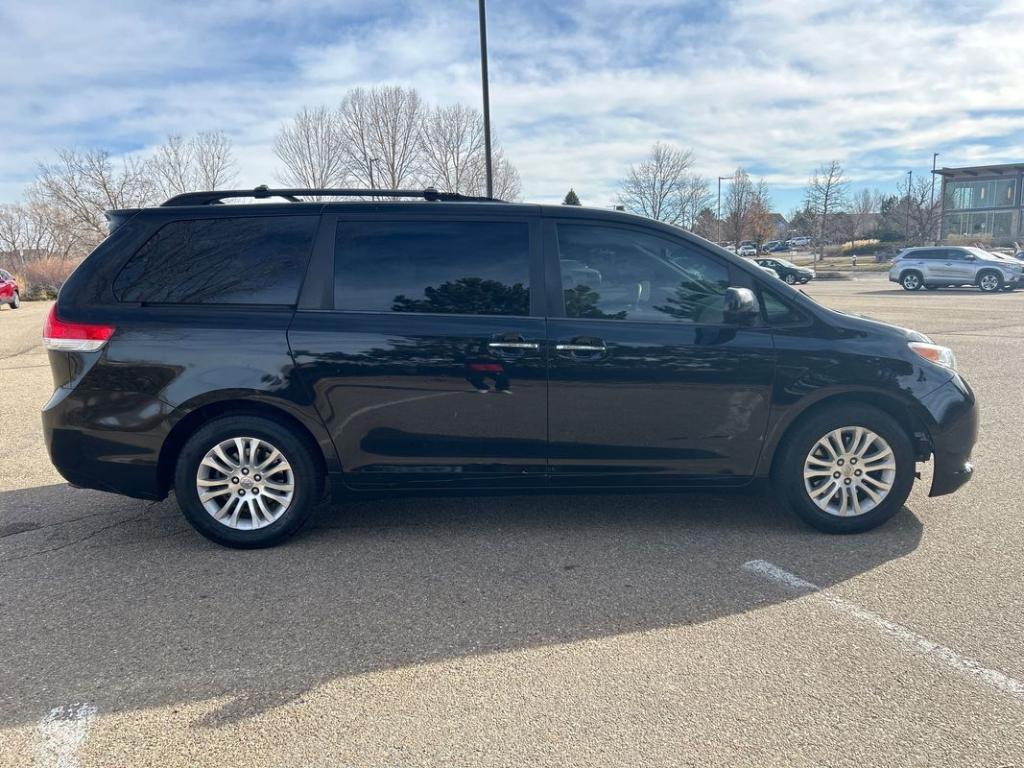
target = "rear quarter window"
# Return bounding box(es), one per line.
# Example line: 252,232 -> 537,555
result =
114,216 -> 319,305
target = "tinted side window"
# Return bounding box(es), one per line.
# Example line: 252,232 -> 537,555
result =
114,216 -> 318,305
334,221 -> 530,316
557,224 -> 730,324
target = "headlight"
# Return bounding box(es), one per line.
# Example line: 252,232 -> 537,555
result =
908,341 -> 956,369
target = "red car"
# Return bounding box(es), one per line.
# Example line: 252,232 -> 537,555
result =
0,268 -> 20,309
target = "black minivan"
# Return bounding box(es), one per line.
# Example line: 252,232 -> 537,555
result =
42,187 -> 977,547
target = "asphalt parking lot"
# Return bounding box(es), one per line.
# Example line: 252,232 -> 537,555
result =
2,276 -> 1023,767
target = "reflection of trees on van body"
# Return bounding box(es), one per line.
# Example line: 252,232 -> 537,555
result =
654,274 -> 728,324
563,285 -> 627,320
392,278 -> 529,316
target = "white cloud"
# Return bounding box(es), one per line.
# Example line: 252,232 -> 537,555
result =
1,0 -> 1022,211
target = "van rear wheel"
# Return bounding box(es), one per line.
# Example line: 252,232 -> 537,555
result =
775,404 -> 915,533
173,414 -> 320,548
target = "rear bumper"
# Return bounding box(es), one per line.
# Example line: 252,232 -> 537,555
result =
920,374 -> 978,497
42,386 -> 172,501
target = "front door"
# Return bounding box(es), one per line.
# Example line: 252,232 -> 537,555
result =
289,215 -> 547,490
544,219 -> 776,486
942,248 -> 980,284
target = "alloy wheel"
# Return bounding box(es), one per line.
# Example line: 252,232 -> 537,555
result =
195,436 -> 295,529
803,426 -> 896,517
979,273 -> 1000,292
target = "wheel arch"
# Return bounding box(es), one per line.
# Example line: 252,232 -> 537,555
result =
765,390 -> 932,481
975,267 -> 1003,286
158,397 -> 333,496
899,268 -> 923,282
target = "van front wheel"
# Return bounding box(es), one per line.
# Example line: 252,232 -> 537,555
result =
775,404 -> 915,533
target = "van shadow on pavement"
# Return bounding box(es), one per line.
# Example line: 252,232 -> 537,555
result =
0,482 -> 922,728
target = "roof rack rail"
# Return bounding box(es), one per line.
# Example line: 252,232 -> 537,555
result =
161,185 -> 500,207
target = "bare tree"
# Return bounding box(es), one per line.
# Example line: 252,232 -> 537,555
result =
419,103 -> 486,194
895,176 -> 942,244
337,86 -> 425,190
192,131 -> 237,190
678,174 -> 713,231
849,188 -> 880,239
747,179 -> 775,249
35,149 -> 158,243
804,160 -> 849,261
0,197 -> 89,272
150,132 -> 237,198
617,142 -> 695,224
490,148 -> 522,201
273,106 -> 348,190
722,168 -> 755,246
150,134 -> 196,198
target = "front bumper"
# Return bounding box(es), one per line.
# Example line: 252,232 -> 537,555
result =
919,374 -> 978,496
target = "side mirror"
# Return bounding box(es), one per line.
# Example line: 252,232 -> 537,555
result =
723,286 -> 759,324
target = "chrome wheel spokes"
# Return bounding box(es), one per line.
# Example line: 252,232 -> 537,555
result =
195,436 -> 294,530
803,426 -> 896,517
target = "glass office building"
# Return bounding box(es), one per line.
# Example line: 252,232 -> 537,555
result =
936,164 -> 1024,246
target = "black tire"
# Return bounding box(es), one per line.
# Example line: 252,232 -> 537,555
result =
977,270 -> 1003,293
173,414 -> 321,548
784,274 -> 797,284
900,271 -> 922,291
774,404 -> 915,534
10,292 -> 20,309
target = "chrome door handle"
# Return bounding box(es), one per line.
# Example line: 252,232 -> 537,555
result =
555,343 -> 605,352
488,341 -> 539,350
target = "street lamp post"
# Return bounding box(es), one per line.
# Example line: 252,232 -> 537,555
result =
478,0 -> 494,199
717,175 -> 731,243
905,170 -> 913,244
930,152 -> 939,243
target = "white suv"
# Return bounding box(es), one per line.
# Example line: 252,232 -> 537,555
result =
888,246 -> 1024,292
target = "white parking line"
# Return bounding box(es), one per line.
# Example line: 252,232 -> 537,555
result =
33,703 -> 96,768
743,559 -> 1024,703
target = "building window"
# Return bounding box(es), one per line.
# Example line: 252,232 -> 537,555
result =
943,210 -> 1019,242
993,211 -> 1013,239
945,179 -> 1018,210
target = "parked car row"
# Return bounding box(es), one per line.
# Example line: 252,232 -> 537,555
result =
717,238 -> 812,256
888,246 -> 1023,293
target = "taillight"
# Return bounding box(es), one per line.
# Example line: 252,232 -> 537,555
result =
43,305 -> 115,352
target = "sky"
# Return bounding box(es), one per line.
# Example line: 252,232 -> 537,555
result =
1,0 -> 1023,214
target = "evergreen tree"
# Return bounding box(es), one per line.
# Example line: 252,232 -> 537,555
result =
562,188 -> 581,206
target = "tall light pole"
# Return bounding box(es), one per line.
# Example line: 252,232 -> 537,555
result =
717,175 -> 731,243
478,0 -> 494,198
930,152 -> 939,243
905,170 -> 913,244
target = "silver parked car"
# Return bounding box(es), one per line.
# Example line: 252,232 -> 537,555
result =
888,246 -> 1024,292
